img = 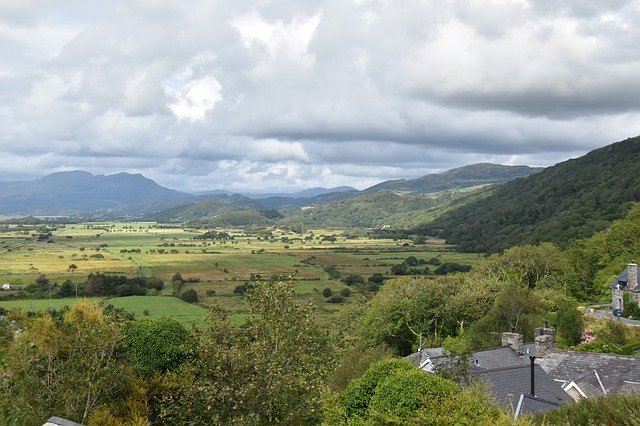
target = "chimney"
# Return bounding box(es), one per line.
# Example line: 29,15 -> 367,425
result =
628,263 -> 638,288
534,327 -> 556,358
501,332 -> 524,355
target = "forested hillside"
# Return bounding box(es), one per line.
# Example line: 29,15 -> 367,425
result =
145,195 -> 274,227
420,136 -> 640,252
280,188 -> 491,229
364,163 -> 542,194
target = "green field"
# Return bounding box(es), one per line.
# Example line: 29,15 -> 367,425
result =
0,222 -> 483,325
0,295 -> 213,328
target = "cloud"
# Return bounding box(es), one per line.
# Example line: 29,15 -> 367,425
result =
0,0 -> 639,191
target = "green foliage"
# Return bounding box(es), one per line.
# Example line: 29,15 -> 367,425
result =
123,316 -> 189,376
343,274 -> 365,286
475,243 -> 565,289
469,284 -> 543,346
367,273 -> 385,285
155,282 -> 331,424
423,136 -> 640,252
414,381 -> 509,425
1,302 -> 130,424
180,288 -> 198,303
340,358 -> 415,418
532,393 -> 640,425
368,369 -> 458,419
563,203 -> 640,300
554,300 -> 584,347
322,287 -> 333,298
434,262 -> 472,275
624,292 -> 640,318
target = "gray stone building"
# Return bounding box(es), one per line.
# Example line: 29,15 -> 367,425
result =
610,263 -> 639,312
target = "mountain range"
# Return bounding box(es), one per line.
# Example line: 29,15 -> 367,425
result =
0,163 -> 542,218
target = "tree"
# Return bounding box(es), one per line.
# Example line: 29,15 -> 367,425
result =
404,256 -> 418,267
1,302 -> 130,424
181,289 -> 198,303
57,279 -> 75,298
323,287 -> 333,298
390,264 -> 409,275
361,277 -> 457,355
343,274 -> 365,286
555,300 -> 584,347
123,316 -> 189,376
154,282 -> 331,424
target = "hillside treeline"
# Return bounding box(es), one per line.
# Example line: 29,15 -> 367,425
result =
420,136 -> 640,252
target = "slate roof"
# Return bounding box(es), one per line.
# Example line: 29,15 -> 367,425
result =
610,265 -> 640,292
514,394 -> 562,418
408,345 -> 529,373
471,364 -> 573,409
470,346 -> 528,371
538,349 -> 640,397
405,347 -> 447,368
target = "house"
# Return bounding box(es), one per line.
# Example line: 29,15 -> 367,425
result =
471,364 -> 572,417
406,329 -> 572,417
2,283 -> 10,290
611,263 -> 639,313
537,349 -> 640,401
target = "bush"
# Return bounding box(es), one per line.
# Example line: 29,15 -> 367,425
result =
181,289 -> 198,304
404,256 -> 418,266
322,288 -> 333,298
327,295 -> 345,304
390,264 -> 408,275
123,316 -> 189,376
533,393 -> 640,425
340,288 -> 352,297
434,263 -> 471,275
368,273 -> 385,285
369,369 -> 459,419
233,284 -> 252,295
340,358 -> 415,418
343,274 -> 365,286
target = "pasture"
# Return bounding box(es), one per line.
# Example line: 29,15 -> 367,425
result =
0,222 -> 482,324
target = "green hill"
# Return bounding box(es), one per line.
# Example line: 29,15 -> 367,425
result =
280,187 -> 491,229
146,196 -> 273,227
419,135 -> 640,252
364,163 -> 543,194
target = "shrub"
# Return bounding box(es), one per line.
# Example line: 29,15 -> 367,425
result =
369,369 -> 459,419
340,288 -> 352,297
327,295 -> 345,304
322,288 -> 333,298
390,264 -> 408,275
181,289 -> 198,304
368,273 -> 385,285
343,274 -> 365,286
340,358 -> 414,419
123,316 -> 189,376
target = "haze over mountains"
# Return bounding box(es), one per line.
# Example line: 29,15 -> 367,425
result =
0,163 -> 541,217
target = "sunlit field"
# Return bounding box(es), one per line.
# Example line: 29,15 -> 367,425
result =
0,222 -> 483,323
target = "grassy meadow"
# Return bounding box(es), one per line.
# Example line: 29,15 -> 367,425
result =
0,222 -> 483,324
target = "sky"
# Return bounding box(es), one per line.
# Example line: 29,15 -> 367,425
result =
1,0 -> 639,193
